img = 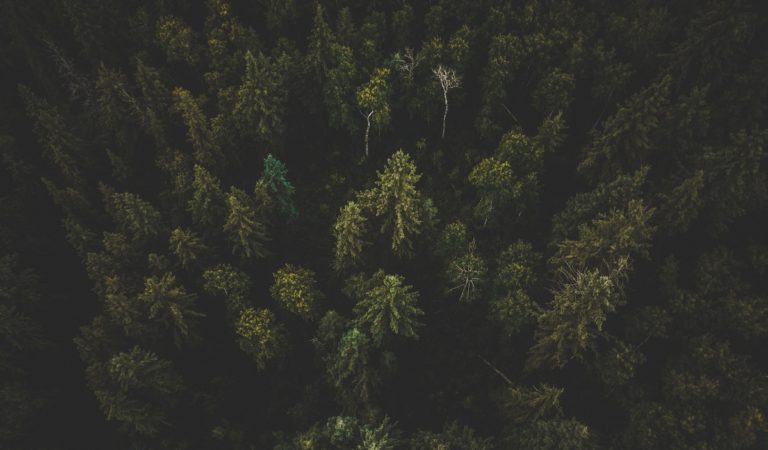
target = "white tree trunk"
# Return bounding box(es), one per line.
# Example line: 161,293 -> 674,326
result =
442,90 -> 449,138
364,110 -> 374,157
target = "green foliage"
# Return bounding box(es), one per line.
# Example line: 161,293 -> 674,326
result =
222,51 -> 288,143
362,149 -> 435,256
261,154 -> 297,220
500,384 -> 597,450
235,307 -> 286,369
94,346 -> 183,436
327,328 -> 382,403
411,422 -> 493,450
552,199 -> 655,269
224,187 -> 268,259
489,241 -> 543,335
333,201 -> 367,271
172,87 -> 221,166
188,164 -> 226,227
6,1 -> 768,447
169,227 -> 206,268
580,76 -> 672,181
352,271 -> 424,346
528,266 -> 623,370
270,264 -> 322,320
446,243 -> 486,302
138,273 -> 203,344
104,191 -> 164,239
156,16 -> 197,65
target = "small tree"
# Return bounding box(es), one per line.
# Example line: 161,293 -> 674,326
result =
432,65 -> 461,138
352,271 -> 424,345
356,68 -> 391,157
270,264 -> 323,320
235,307 -> 286,369
333,201 -> 367,271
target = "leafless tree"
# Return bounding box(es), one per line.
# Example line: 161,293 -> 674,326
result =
360,109 -> 375,157
394,47 -> 421,82
433,65 -> 461,138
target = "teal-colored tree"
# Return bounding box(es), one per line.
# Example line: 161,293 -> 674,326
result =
261,154 -> 297,220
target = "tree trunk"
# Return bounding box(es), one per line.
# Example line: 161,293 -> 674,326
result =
364,110 -> 373,157
442,90 -> 448,138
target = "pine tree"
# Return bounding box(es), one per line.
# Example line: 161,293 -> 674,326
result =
363,149 -> 434,256
261,154 -> 297,220
351,271 -> 424,346
169,227 -> 207,269
333,201 -> 367,272
223,187 -> 268,259
138,273 -> 203,344
188,164 -> 226,228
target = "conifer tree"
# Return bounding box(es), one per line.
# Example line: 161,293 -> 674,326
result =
223,187 -> 268,259
351,271 -> 424,346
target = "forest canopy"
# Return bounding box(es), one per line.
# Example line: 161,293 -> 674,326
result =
1,0 -> 767,448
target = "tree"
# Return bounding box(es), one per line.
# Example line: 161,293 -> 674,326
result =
270,264 -> 322,320
222,51 -> 288,143
105,192 -> 164,240
235,307 -> 286,369
172,87 -> 221,166
352,271 -> 424,346
499,384 -> 597,450
356,67 -> 391,157
188,164 -> 226,228
93,346 -> 184,436
411,422 -> 493,450
261,154 -> 297,220
489,241 -> 543,336
169,228 -> 207,269
156,16 -> 198,66
326,327 -> 388,410
202,264 -> 251,313
433,65 -> 461,138
138,273 -> 203,345
223,187 -> 268,259
446,240 -> 486,302
362,149 -> 435,256
333,201 -> 367,272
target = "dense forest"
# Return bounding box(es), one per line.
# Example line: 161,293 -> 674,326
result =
1,0 -> 767,448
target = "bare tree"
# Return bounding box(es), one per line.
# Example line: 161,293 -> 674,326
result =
433,65 -> 461,138
394,47 -> 421,82
360,109 -> 375,157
